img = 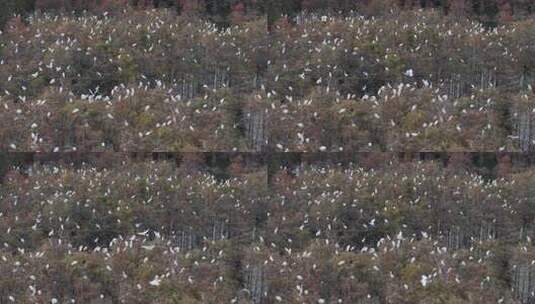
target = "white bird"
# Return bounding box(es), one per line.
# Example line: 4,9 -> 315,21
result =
137,230 -> 149,236
420,275 -> 430,287
142,245 -> 155,251
149,277 -> 161,286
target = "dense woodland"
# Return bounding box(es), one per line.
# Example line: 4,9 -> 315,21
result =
2,0 -> 535,28
1,1 -> 535,304
2,7 -> 535,151
0,154 -> 535,303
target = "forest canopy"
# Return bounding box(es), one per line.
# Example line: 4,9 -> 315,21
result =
1,0 -> 534,30
1,1 -> 535,304
2,8 -> 535,152
0,153 -> 534,303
